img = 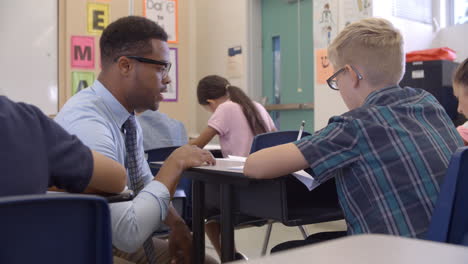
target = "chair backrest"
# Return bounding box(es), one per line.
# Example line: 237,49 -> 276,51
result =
146,146 -> 180,175
145,146 -> 190,222
0,194 -> 112,264
146,146 -> 181,162
426,146 -> 468,246
250,130 -> 312,153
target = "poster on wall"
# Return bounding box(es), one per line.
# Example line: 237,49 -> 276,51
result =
87,3 -> 110,34
338,0 -> 372,31
313,0 -> 339,49
71,36 -> 95,69
315,49 -> 335,84
143,0 -> 178,43
162,48 -> 178,102
71,71 -> 95,95
226,46 -> 243,79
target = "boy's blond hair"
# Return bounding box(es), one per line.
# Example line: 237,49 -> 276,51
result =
453,58 -> 468,97
328,18 -> 405,87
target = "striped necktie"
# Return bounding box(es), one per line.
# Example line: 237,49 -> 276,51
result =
123,115 -> 157,264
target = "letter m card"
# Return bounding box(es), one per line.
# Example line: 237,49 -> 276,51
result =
71,36 -> 95,69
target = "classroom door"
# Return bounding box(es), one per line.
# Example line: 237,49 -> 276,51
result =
262,0 -> 314,131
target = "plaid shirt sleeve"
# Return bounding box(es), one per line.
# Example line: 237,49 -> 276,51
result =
295,116 -> 360,183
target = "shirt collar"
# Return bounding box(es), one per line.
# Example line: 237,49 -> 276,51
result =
92,80 -> 133,129
363,85 -> 401,106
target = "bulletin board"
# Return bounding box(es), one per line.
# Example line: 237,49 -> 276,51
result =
58,0 -> 186,123
59,0 -> 139,108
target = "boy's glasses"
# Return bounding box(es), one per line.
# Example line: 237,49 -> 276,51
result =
114,56 -> 172,79
326,65 -> 363,90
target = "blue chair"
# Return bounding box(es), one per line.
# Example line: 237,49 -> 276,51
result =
146,146 -> 182,173
0,194 -> 112,264
426,146 -> 468,246
250,130 -> 344,255
250,130 -> 312,154
146,146 -> 190,224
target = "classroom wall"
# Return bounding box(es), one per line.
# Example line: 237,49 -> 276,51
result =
59,0 -> 131,108
192,0 -> 442,132
58,0 -> 199,135
59,0 -> 253,137
314,1 -> 437,130
157,0 -> 199,136
373,1 -> 435,53
15,1 -> 464,136
431,23 -> 468,62
193,0 -> 250,137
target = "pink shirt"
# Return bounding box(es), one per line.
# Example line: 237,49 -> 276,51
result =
208,101 -> 276,157
457,125 -> 468,145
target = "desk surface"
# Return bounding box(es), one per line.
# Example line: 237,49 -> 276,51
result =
151,159 -> 244,172
195,159 -> 244,172
234,234 -> 468,264
151,159 -> 254,184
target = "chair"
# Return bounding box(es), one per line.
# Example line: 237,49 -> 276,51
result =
426,146 -> 468,246
0,194 -> 112,264
249,130 -> 312,154
145,146 -> 190,223
146,146 -> 182,174
249,130 -> 344,255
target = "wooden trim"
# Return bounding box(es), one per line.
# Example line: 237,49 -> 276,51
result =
58,0 -> 66,110
264,103 -> 314,111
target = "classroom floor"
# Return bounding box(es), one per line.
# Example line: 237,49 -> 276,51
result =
205,220 -> 347,262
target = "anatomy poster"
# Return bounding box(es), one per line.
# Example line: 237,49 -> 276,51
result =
313,0 -> 339,49
339,0 -> 372,31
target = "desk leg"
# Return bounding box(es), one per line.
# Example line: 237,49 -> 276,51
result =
192,180 -> 205,264
220,184 -> 235,262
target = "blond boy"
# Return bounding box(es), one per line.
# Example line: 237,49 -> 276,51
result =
244,18 -> 463,249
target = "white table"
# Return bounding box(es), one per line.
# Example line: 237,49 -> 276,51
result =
233,234 -> 468,263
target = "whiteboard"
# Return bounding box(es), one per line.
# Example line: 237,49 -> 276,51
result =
0,0 -> 58,115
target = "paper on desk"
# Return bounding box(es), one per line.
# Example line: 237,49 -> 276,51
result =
215,155 -> 247,162
222,156 -> 319,191
214,155 -> 247,170
227,166 -> 244,171
292,170 -> 320,191
227,155 -> 247,162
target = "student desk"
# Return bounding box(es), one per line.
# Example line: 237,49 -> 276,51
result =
151,160 -> 343,263
238,234 -> 468,264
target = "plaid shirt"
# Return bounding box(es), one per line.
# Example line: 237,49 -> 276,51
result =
296,86 -> 463,238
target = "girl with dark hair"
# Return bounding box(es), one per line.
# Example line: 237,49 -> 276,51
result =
453,58 -> 468,144
190,75 -> 276,260
190,75 -> 276,157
